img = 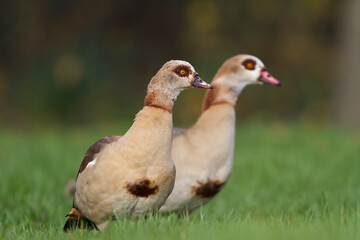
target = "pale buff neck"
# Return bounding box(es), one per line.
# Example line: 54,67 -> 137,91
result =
118,106 -> 173,164
192,102 -> 236,153
145,89 -> 180,113
202,80 -> 249,112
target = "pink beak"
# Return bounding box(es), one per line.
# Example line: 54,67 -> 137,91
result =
191,74 -> 213,89
258,68 -> 281,86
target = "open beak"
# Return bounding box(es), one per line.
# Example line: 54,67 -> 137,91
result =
258,68 -> 281,86
191,74 -> 213,89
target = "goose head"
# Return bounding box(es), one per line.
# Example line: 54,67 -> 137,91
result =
147,60 -> 212,100
213,54 -> 281,91
202,55 -> 280,111
153,60 -> 213,90
145,60 -> 212,111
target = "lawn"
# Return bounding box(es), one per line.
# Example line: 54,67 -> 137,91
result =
1,122 -> 360,239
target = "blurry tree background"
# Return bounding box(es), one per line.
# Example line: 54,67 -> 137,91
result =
0,0 -> 357,127
334,0 -> 360,125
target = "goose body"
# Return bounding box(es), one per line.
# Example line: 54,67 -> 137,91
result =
160,54 -> 281,213
161,104 -> 235,212
64,60 -> 212,231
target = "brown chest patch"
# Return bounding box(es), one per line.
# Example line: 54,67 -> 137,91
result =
191,179 -> 225,198
76,135 -> 121,179
126,178 -> 159,197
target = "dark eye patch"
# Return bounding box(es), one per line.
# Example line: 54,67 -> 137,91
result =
242,59 -> 256,70
173,65 -> 191,77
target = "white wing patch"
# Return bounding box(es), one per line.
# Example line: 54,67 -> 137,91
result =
86,158 -> 97,168
78,158 -> 97,177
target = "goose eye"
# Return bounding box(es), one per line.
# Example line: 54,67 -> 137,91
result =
173,65 -> 190,77
242,59 -> 256,70
246,62 -> 254,69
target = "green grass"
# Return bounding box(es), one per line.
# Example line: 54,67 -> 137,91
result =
1,123 -> 360,239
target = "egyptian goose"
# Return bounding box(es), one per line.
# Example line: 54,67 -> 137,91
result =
63,60 -> 213,231
159,54 -> 281,213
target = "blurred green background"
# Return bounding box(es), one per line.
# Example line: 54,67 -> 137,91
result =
1,1 -> 360,238
1,0 -> 358,127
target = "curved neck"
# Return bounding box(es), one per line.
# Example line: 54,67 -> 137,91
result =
202,77 -> 249,112
119,106 -> 173,165
202,84 -> 236,111
145,90 -> 178,113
